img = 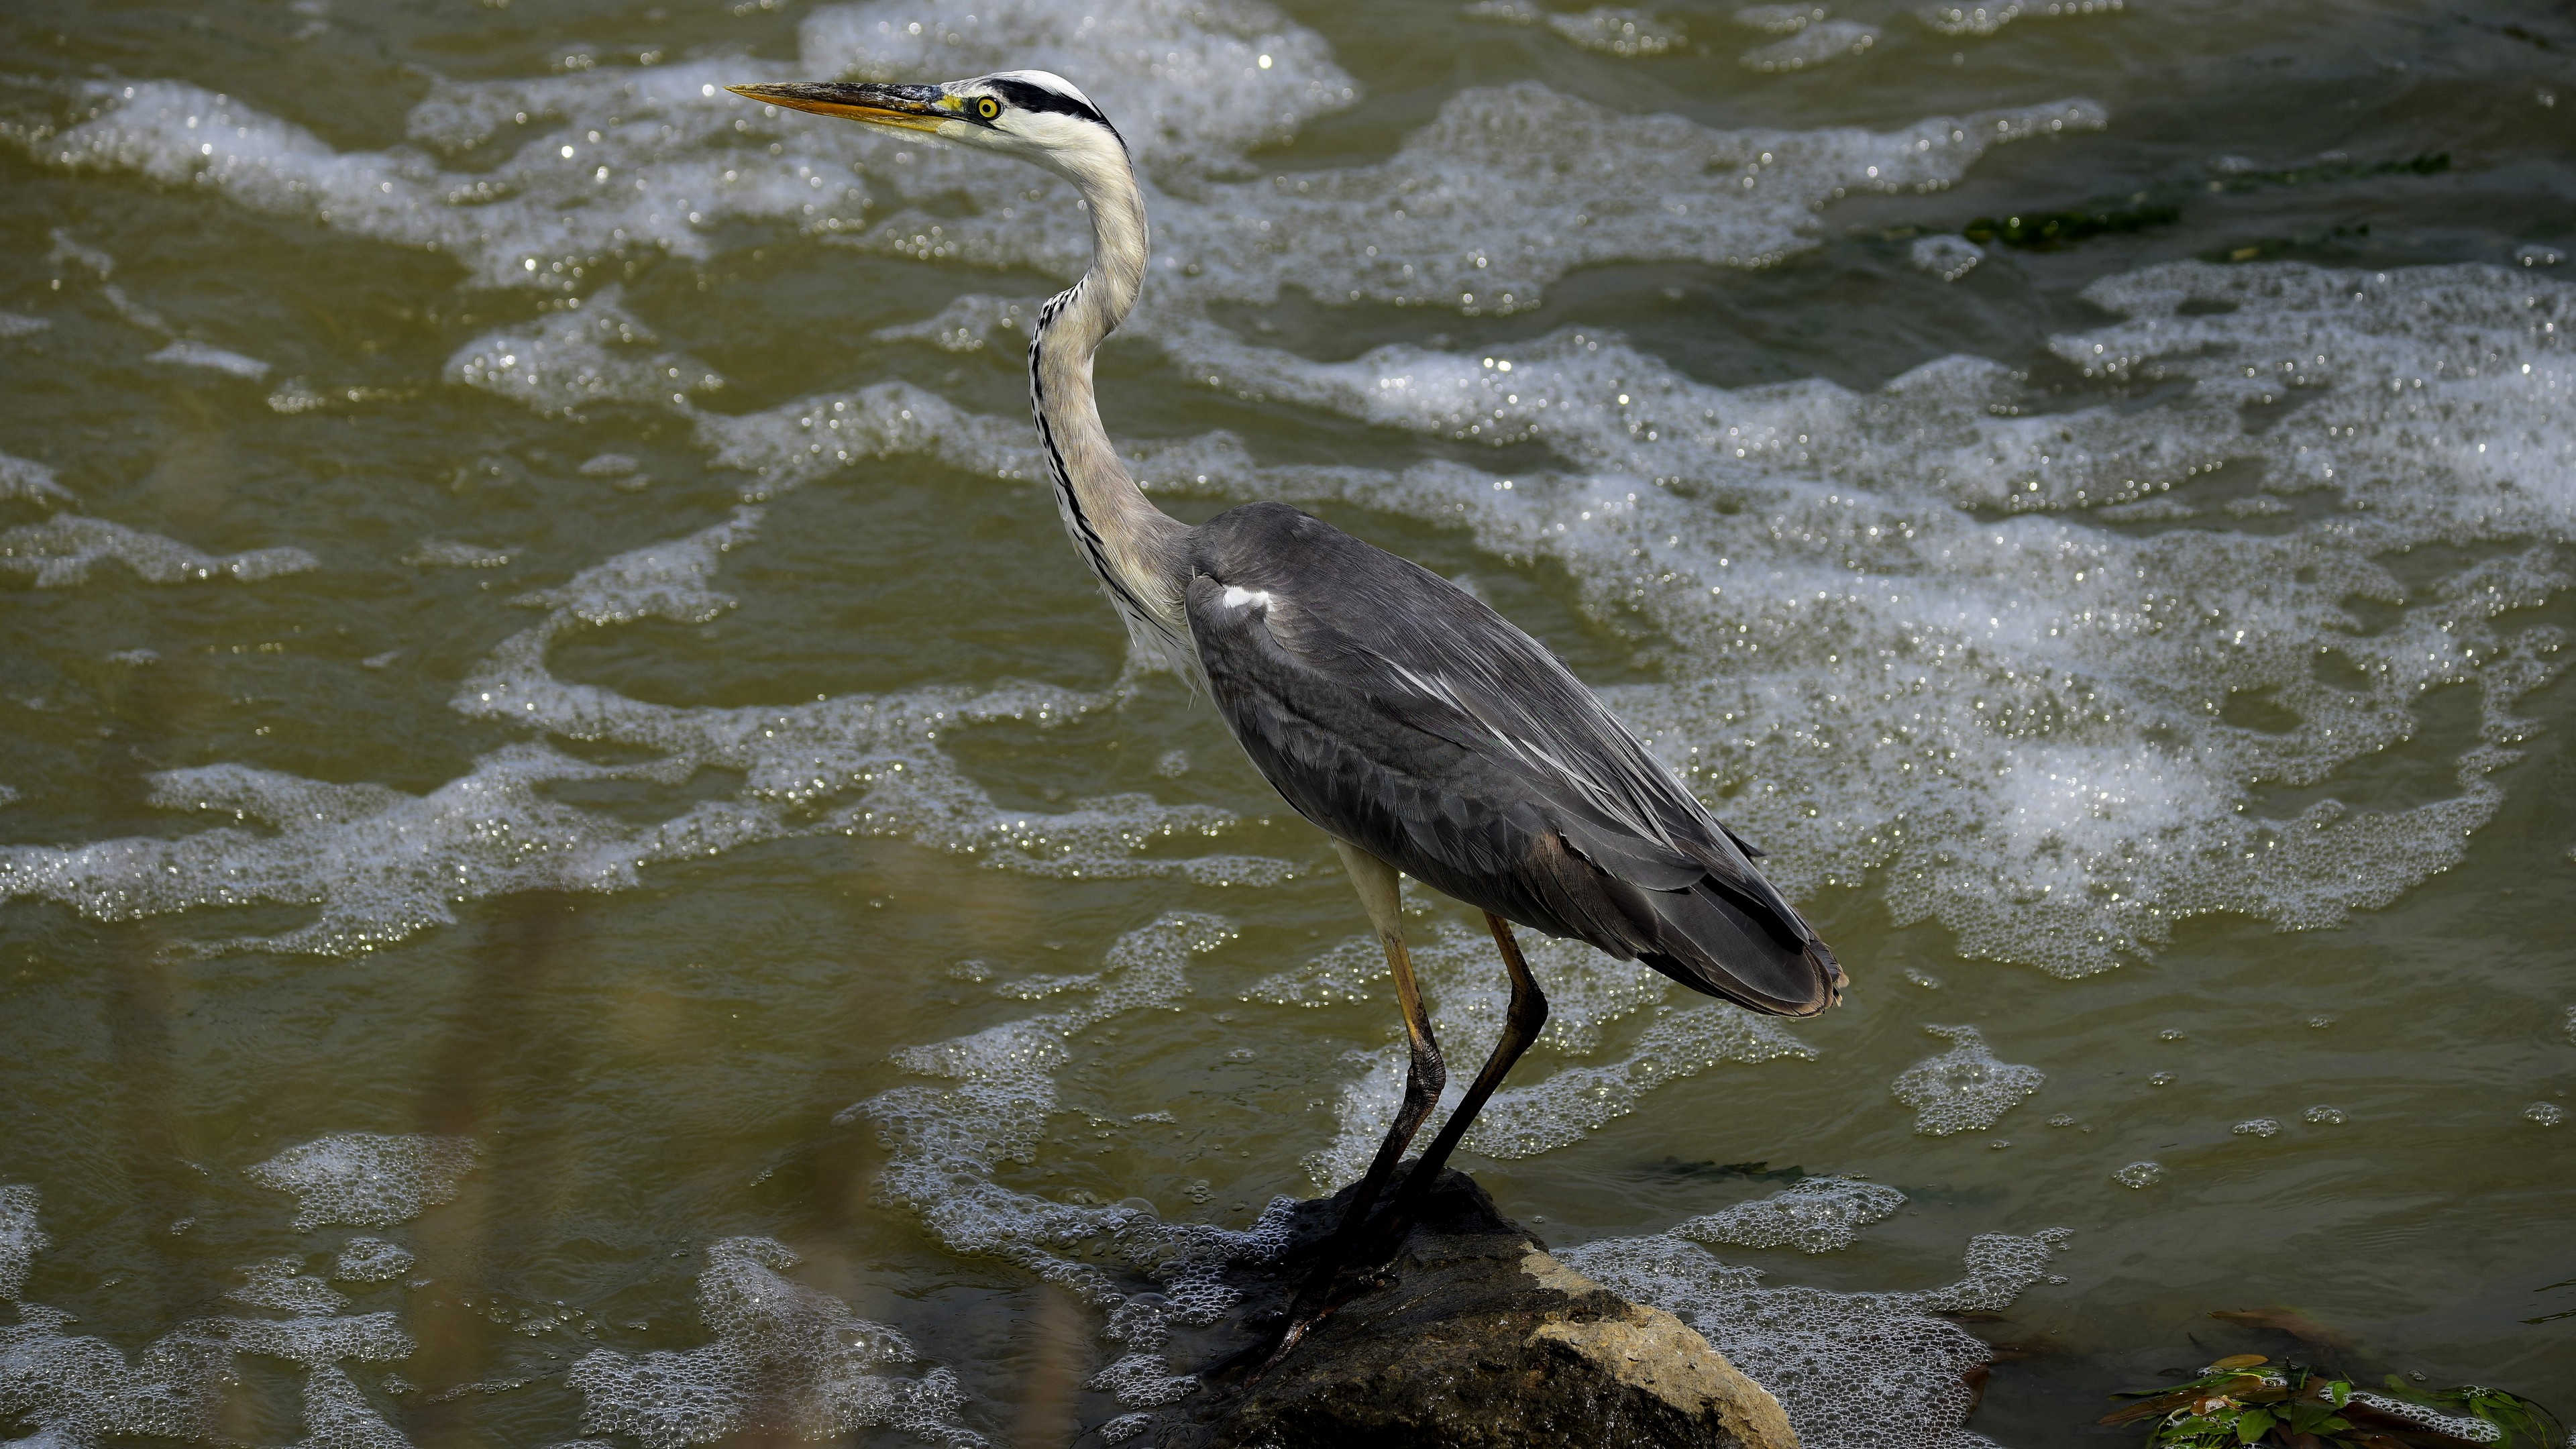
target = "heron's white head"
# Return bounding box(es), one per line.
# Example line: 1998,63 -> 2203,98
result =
728,71 -> 1129,186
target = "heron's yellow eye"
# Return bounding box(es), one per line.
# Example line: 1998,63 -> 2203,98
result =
975,97 -> 1000,121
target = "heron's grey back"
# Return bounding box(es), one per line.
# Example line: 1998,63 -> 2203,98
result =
1182,502 -> 1841,1018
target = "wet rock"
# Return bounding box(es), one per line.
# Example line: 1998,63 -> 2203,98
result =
1159,1170 -> 1797,1449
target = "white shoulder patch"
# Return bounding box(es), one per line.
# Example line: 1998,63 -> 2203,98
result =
1218,585 -> 1275,611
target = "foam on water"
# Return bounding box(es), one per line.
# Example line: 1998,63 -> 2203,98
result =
1563,1224 -> 2068,1449
0,1185 -> 43,1300
331,1239 -> 417,1283
1739,20 -> 1878,72
0,311 -> 50,338
19,0 -> 1353,292
1911,232 -> 1983,281
1735,5 -> 1829,34
146,339 -> 270,380
1466,3 -> 1689,58
1673,1175 -> 1906,1254
244,1134 -> 484,1230
0,451 -> 72,506
229,1258 -> 355,1316
402,538 -> 511,569
843,914 -> 1331,1431
0,515 -> 318,587
1,1192 -> 418,1448
1915,0 -> 2124,38
0,505 -> 1288,955
445,289 -> 723,415
564,1237 -> 980,1448
1890,1024 -> 2045,1135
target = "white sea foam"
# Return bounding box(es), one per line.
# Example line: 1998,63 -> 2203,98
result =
565,1237 -> 981,1448
1890,1024 -> 2044,1135
446,288 -> 722,414
402,538 -> 511,568
0,311 -> 50,337
146,339 -> 270,379
0,1193 -> 417,1449
1739,19 -> 1878,70
0,506 -> 1287,955
1911,232 -> 1983,281
331,1238 -> 417,1283
0,1185 -> 44,1299
229,1258 -> 354,1316
1674,1175 -> 1906,1254
244,1134 -> 484,1230
0,514 -> 318,587
843,914 -> 1314,1430
1735,4 -> 1829,34
1564,1226 -> 2068,1449
1466,3 -> 1688,56
0,451 -> 70,506
1916,0 -> 2123,38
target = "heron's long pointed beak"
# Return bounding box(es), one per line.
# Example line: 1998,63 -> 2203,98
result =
727,81 -> 946,131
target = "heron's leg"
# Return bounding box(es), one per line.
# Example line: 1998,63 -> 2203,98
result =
1254,841 -> 1444,1373
1378,912 -> 1549,1238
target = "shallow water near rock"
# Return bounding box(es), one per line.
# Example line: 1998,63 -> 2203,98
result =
0,0 -> 2570,1444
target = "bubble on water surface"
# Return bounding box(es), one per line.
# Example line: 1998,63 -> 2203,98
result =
1,1184 -> 44,1299
2527,1102 -> 2567,1126
1739,19 -> 1876,70
1464,3 -> 1688,57
1915,0 -> 2121,36
564,1236 -> 981,1448
294,1364 -> 411,1449
2304,1104 -> 2347,1124
1734,5 -> 1827,34
2112,1160 -> 2163,1187
403,538 -> 510,568
244,1134 -> 483,1230
331,1238 -> 417,1283
0,506 -> 1287,954
2231,1118 -> 2282,1137
22,0 -> 1354,291
1676,1175 -> 1905,1254
0,515 -> 319,588
1890,1024 -> 2043,1135
145,339 -> 270,379
869,292 -> 1036,353
447,288 -> 722,415
0,1194 -> 417,1446
1562,1227 -> 2065,1449
227,1258 -> 352,1316
1911,233 -> 1982,281
0,451 -> 72,506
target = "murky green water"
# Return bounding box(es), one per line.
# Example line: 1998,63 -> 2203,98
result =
2,0 -> 2571,1444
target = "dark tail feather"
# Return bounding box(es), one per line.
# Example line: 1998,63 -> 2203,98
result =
1634,881 -> 1841,1018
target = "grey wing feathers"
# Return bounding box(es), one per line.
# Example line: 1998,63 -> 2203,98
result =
1183,502 -> 1843,1018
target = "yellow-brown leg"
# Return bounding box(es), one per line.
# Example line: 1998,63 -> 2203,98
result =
1252,841 -> 1444,1376
1379,911 -> 1549,1238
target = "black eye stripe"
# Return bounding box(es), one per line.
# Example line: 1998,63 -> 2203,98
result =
985,78 -> 1111,130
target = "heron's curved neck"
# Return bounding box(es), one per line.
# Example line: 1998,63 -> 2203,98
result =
1030,147 -> 1190,665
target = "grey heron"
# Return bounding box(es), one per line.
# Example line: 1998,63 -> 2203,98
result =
729,70 -> 1845,1368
